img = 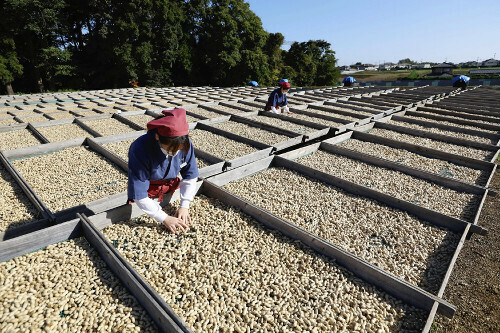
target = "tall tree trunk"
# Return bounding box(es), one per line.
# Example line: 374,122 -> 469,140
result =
6,83 -> 15,95
37,77 -> 45,93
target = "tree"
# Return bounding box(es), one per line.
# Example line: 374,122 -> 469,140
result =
284,40 -> 339,86
262,32 -> 284,86
193,0 -> 272,86
398,58 -> 417,65
2,0 -> 341,92
5,0 -> 69,92
0,38 -> 23,95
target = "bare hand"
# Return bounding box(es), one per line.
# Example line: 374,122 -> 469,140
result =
163,215 -> 188,235
175,207 -> 192,226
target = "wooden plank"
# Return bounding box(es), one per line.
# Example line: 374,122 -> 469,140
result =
259,111 -> 331,130
218,101 -> 257,112
437,100 -> 500,113
334,100 -> 387,111
201,181 -> 456,318
485,164 -> 498,188
206,156 -> 274,185
490,149 -> 500,162
419,106 -> 500,122
198,162 -> 226,179
392,115 -> 500,142
0,123 -> 28,133
30,117 -> 74,128
79,214 -> 190,333
53,192 -> 129,223
274,156 -> 486,235
26,123 -> 50,144
278,142 -> 321,160
318,102 -> 380,115
231,114 -> 302,138
273,136 -> 304,152
0,218 -> 51,242
196,122 -> 271,150
199,104 -> 235,117
86,137 -> 128,172
428,104 -> 500,123
289,107 -> 355,125
352,130 -> 495,170
74,118 -> 102,137
115,110 -> 148,117
352,122 -> 375,133
91,130 -> 145,145
0,218 -> 81,262
424,223 -> 472,331
196,116 -> 231,126
226,148 -> 275,170
319,142 -> 490,195
113,113 -> 148,131
194,148 -> 225,165
3,137 -> 86,159
416,107 -> 500,132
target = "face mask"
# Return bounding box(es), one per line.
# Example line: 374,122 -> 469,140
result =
160,147 -> 179,157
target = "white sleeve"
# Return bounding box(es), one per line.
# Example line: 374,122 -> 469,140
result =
136,197 -> 168,223
180,178 -> 198,208
283,105 -> 289,112
270,106 -> 279,114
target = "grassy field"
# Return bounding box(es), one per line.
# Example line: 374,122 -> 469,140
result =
340,67 -> 499,82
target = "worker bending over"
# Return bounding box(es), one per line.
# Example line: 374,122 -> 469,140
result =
265,81 -> 292,114
127,108 -> 199,234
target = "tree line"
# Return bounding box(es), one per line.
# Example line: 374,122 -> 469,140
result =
0,0 -> 340,95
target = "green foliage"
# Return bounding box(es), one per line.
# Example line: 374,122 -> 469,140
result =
408,70 -> 419,80
285,40 -> 339,86
0,38 -> 23,86
2,0 -> 340,92
398,58 -> 417,65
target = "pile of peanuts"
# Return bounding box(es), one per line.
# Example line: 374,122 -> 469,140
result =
223,167 -> 460,294
369,128 -> 493,161
82,118 -> 136,136
211,121 -> 290,145
387,119 -> 494,145
37,123 -> 94,142
11,146 -> 127,212
0,165 -> 41,232
340,138 -> 488,185
189,129 -> 258,160
0,238 -> 156,332
0,129 -> 42,150
103,196 -> 427,332
297,150 -> 480,222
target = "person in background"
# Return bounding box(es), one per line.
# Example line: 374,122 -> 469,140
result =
265,81 -> 292,114
127,108 -> 199,234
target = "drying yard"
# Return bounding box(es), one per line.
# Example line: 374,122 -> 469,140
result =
0,85 -> 498,332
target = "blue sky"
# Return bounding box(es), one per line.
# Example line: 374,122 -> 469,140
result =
246,0 -> 500,66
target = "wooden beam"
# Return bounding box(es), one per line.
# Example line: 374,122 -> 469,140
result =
79,214 -> 190,333
373,121 -> 500,152
0,218 -> 51,242
86,137 -> 128,172
3,137 -> 86,159
352,130 -> 496,171
74,118 -> 102,137
0,218 -> 81,262
0,151 -> 54,221
318,141 -> 491,195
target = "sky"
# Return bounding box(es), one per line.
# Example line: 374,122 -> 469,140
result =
246,0 -> 500,66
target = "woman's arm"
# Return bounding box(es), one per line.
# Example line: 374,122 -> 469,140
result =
136,197 -> 168,222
